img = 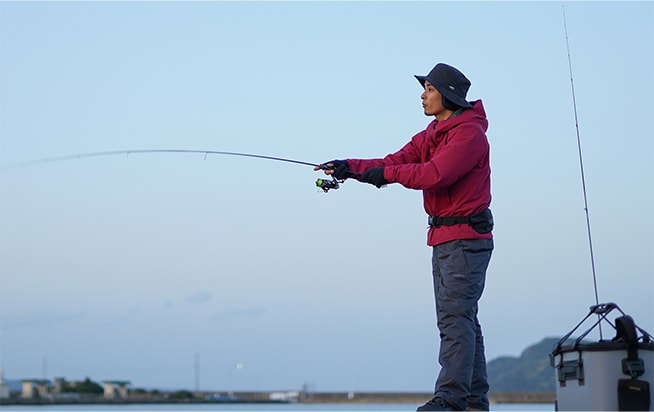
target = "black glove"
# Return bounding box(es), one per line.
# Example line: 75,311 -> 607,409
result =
321,159 -> 352,180
360,167 -> 388,188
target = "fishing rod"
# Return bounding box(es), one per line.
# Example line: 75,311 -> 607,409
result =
563,6 -> 602,337
3,149 -> 344,193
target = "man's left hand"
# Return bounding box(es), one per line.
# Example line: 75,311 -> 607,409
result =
360,167 -> 389,188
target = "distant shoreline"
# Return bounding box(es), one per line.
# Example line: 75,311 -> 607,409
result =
1,391 -> 556,406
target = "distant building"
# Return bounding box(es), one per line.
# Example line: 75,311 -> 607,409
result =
52,377 -> 65,393
103,381 -> 130,399
21,379 -> 50,399
0,369 -> 9,399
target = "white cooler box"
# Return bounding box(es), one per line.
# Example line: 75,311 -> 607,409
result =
550,303 -> 654,411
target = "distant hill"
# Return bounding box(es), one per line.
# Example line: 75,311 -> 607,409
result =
487,337 -> 560,392
3,379 -> 21,392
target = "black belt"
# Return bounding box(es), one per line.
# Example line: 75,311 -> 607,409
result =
428,208 -> 494,234
428,215 -> 471,227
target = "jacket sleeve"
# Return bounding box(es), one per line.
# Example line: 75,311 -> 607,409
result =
384,124 -> 488,191
346,131 -> 425,176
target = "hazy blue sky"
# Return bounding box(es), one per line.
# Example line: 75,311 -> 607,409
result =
1,1 -> 653,393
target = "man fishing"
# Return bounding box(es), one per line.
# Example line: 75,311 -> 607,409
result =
316,63 -> 494,411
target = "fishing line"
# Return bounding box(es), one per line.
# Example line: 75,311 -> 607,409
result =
2,149 -> 344,192
563,5 -> 602,335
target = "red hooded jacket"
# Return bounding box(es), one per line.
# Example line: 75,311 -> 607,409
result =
346,100 -> 492,246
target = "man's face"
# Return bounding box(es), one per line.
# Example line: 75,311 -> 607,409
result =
421,80 -> 450,120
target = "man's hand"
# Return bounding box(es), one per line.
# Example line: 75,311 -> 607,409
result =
314,159 -> 352,180
360,167 -> 388,188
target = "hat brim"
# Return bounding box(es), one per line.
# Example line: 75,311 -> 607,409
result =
414,75 -> 472,109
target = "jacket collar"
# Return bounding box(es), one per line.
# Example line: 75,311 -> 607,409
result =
431,99 -> 486,132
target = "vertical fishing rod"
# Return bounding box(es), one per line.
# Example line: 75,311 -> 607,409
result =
563,6 -> 602,337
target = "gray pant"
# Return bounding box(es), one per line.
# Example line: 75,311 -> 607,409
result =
432,239 -> 493,411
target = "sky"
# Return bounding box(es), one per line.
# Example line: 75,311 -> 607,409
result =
1,0 -> 653,394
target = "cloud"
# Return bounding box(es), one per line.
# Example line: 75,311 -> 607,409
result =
185,290 -> 213,305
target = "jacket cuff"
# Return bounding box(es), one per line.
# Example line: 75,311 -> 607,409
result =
383,167 -> 395,184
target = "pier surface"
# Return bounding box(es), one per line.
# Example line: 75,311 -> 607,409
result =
2,391 -> 555,406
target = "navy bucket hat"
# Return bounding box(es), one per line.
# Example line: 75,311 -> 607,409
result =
415,63 -> 472,109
